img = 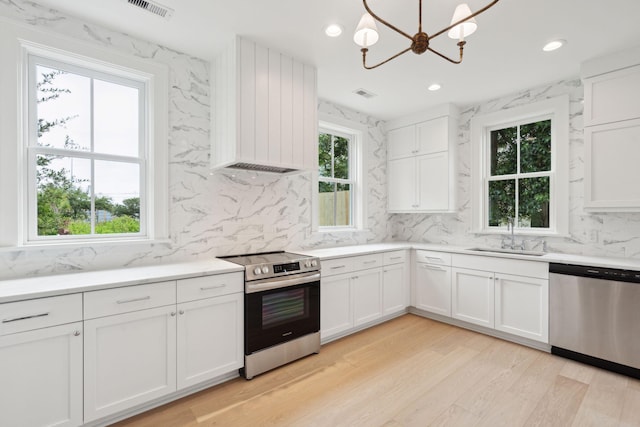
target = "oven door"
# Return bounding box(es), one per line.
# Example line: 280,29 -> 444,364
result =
245,273 -> 320,355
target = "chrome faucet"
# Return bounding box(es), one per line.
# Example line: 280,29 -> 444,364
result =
506,217 -> 516,250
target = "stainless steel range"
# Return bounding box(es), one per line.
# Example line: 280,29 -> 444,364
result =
219,251 -> 321,379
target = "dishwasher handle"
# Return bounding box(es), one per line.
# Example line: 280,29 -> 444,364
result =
549,262 -> 640,284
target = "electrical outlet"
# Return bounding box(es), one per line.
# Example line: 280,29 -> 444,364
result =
589,230 -> 599,243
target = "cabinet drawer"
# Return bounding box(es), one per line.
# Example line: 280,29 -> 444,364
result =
352,254 -> 384,271
0,294 -> 82,336
321,257 -> 354,277
84,281 -> 176,319
177,272 -> 243,303
415,250 -> 452,266
383,250 -> 407,265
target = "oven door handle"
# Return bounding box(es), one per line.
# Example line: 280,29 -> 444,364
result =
246,272 -> 321,293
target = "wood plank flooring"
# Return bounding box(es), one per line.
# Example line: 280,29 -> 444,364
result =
113,315 -> 640,427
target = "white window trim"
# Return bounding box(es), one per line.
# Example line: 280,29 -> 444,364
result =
313,113 -> 367,232
470,95 -> 569,236
0,20 -> 169,247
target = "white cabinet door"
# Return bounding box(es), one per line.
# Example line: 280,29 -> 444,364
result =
0,322 -> 83,427
414,263 -> 452,316
387,125 -> 416,159
417,152 -> 449,211
451,268 -> 495,328
320,274 -> 353,340
84,306 -> 177,422
177,293 -> 243,390
416,116 -> 448,155
495,273 -> 549,343
353,269 -> 383,327
382,263 -> 408,316
584,119 -> 640,211
388,157 -> 416,211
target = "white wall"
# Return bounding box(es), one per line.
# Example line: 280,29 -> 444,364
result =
392,78 -> 640,259
0,0 -> 390,280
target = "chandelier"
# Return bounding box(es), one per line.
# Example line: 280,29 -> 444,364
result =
353,0 -> 500,69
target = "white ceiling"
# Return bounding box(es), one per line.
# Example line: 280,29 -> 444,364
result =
33,0 -> 640,121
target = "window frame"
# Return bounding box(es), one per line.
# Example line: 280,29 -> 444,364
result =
27,54 -> 148,242
314,115 -> 367,232
0,22 -> 169,248
318,127 -> 355,228
471,96 -> 569,236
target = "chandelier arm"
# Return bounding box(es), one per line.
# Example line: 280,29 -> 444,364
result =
426,42 -> 466,64
362,47 -> 413,70
363,0 -> 413,41
428,0 -> 500,41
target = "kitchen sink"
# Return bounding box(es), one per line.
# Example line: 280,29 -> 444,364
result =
466,247 -> 546,257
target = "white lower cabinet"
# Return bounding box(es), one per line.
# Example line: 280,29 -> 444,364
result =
176,293 -> 243,390
0,322 -> 83,427
413,250 -> 452,316
451,267 -> 495,328
450,254 -> 549,343
320,250 -> 409,342
83,305 -> 177,422
494,273 -> 549,342
352,269 -> 383,327
320,273 -> 353,340
382,263 -> 408,316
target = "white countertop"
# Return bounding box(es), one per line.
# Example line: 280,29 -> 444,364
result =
4,242 -> 640,304
298,241 -> 640,270
0,259 -> 243,304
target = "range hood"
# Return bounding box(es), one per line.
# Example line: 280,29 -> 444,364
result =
211,36 -> 318,174
225,162 -> 296,174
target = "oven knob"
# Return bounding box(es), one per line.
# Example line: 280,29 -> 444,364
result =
311,260 -> 318,267
262,266 -> 269,274
304,261 -> 311,268
253,267 -> 262,275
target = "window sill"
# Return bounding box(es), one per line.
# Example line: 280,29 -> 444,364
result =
317,227 -> 365,234
0,238 -> 172,253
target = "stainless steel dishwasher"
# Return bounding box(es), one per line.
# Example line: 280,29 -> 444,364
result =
550,263 -> 640,379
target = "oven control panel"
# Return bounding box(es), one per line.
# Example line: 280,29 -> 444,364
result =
273,262 -> 300,274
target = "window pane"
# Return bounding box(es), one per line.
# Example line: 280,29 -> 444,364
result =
94,80 -> 140,157
333,136 -> 349,180
488,179 -> 515,226
36,154 -> 91,236
518,177 -> 550,228
36,66 -> 91,151
335,183 -> 351,226
318,133 -> 332,178
490,127 -> 517,176
94,160 -> 140,234
318,181 -> 335,227
520,120 -> 551,173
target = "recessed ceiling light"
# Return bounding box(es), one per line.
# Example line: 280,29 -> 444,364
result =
324,24 -> 343,37
428,83 -> 441,91
543,39 -> 566,52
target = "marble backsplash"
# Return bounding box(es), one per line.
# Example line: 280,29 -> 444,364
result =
391,78 -> 640,259
0,0 -> 391,279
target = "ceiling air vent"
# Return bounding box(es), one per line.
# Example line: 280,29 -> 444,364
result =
126,0 -> 174,19
353,88 -> 377,99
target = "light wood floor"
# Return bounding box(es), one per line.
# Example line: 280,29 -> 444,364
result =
113,314 -> 640,427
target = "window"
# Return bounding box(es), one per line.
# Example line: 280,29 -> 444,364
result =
314,115 -> 366,231
29,55 -> 145,240
318,128 -> 354,227
488,119 -> 551,228
471,96 -> 569,235
0,22 -> 168,247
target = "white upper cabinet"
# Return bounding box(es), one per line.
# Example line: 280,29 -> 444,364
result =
386,104 -> 458,212
212,36 -> 318,173
582,48 -> 640,211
